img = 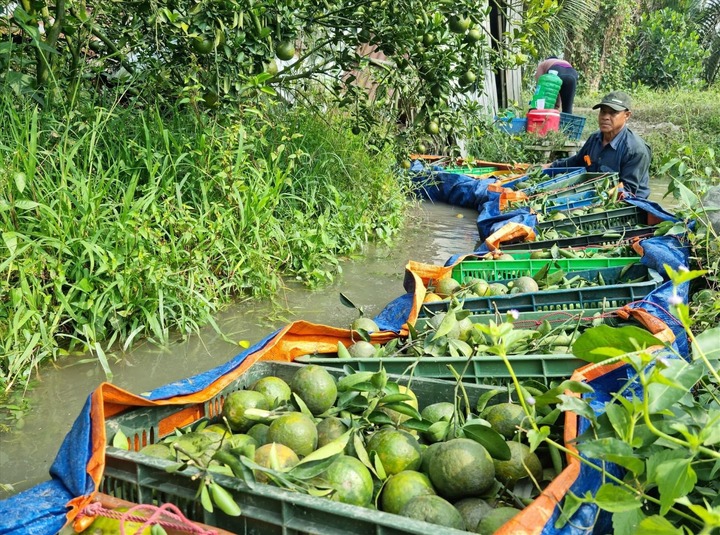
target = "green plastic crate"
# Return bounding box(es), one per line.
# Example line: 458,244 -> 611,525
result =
298,310 -> 632,384
492,246 -> 637,259
296,354 -> 583,384
501,226 -> 658,251
443,165 -> 497,176
536,205 -> 650,234
101,361 -> 499,535
421,264 -> 663,316
451,258 -> 640,284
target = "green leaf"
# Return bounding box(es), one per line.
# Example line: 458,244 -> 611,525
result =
463,423 -> 511,460
594,483 -> 643,512
554,491 -> 584,529
112,430 -> 129,450
700,413 -> 720,446
401,418 -> 431,432
647,360 -> 704,413
692,327 -> 720,363
337,372 -> 375,391
288,456 -> 338,480
636,515 -> 684,534
572,325 -> 664,363
339,292 -> 358,309
527,426 -> 550,452
476,389 -> 503,414
605,403 -> 632,442
577,438 -> 645,475
381,402 -> 421,420
379,393 -> 413,404
337,342 -> 352,359
652,455 -> 697,515
296,431 -> 351,465
432,309 -> 458,340
200,483 -> 213,513
557,394 -> 596,424
612,509 -> 647,535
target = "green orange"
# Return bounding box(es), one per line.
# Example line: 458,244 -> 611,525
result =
379,470 -> 436,514
267,412 -> 318,457
428,438 -> 495,500
366,429 -> 422,475
222,389 -> 270,432
290,365 -> 338,415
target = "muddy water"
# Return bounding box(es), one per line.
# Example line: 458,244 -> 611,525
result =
0,180 -> 677,498
0,201 -> 482,497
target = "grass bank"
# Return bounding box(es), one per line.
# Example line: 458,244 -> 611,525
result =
0,96 -> 411,401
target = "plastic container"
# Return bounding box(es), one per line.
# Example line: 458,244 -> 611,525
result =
560,113 -> 587,140
530,70 -> 562,110
419,264 -> 664,316
101,361 -> 499,535
526,109 -> 561,136
443,165 -> 498,176
530,172 -> 617,200
536,205 -> 650,235
501,226 -> 658,251
299,354 -> 584,385
504,167 -> 585,190
451,257 -> 640,284
495,117 -> 527,134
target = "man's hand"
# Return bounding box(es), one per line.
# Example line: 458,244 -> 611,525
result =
541,163 -> 552,170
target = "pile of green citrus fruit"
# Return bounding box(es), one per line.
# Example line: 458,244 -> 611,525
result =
139,365 -> 566,534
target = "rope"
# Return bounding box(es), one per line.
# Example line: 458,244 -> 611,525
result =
78,501 -> 218,535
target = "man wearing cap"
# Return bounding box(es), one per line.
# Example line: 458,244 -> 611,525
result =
543,91 -> 652,198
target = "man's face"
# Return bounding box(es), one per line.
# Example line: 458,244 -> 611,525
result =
598,106 -> 631,136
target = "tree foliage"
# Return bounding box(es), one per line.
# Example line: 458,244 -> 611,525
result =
628,7 -> 708,89
1,0 -> 556,145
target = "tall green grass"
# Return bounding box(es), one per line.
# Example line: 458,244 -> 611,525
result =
0,96 -> 409,395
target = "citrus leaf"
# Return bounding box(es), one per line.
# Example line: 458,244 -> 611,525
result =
209,481 -> 241,516
379,393 -> 413,404
380,402 -> 421,420
476,389 -> 503,414
431,309 -> 458,341
112,430 -> 128,450
288,456 -> 338,480
572,325 -> 664,362
401,418 -> 431,432
292,393 -> 315,418
337,372 -> 375,391
337,342 -> 352,359
296,430 -> 351,465
462,423 -> 510,460
339,292 -> 358,309
306,486 -> 335,497
200,483 -> 213,513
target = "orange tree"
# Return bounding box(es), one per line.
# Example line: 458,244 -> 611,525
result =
3,0 -> 556,147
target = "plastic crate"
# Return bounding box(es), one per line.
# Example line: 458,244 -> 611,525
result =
298,354 -> 583,385
535,173 -> 617,201
522,170 -> 607,195
451,257 -> 640,284
541,191 -> 604,212
495,117 -> 527,134
501,226 -> 658,251
536,205 -> 650,235
480,245 -> 638,259
420,264 -> 663,315
101,361 -> 498,535
508,167 -> 584,191
560,113 -> 586,141
443,165 -> 498,176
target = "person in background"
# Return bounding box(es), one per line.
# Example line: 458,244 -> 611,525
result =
542,91 -> 651,199
535,56 -> 578,113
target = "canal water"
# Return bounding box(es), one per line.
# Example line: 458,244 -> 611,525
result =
0,177 -> 674,498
